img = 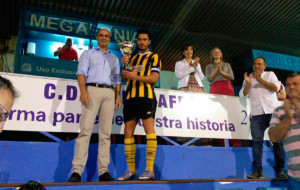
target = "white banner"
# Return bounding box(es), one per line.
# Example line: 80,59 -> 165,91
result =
1,73 -> 265,140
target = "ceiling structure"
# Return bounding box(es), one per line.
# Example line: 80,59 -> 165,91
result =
0,0 -> 299,72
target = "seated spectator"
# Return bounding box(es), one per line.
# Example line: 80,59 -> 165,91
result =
0,76 -> 17,133
54,38 -> 78,61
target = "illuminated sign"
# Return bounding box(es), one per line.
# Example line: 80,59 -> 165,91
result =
24,11 -> 139,43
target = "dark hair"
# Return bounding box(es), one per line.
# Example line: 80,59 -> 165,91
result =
19,180 -> 46,190
137,29 -> 152,40
254,56 -> 267,65
0,75 -> 17,99
181,44 -> 195,58
66,38 -> 72,42
286,73 -> 300,81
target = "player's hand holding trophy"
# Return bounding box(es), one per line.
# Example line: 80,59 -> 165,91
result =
117,40 -> 136,71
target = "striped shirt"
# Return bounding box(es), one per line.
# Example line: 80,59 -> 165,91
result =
270,106 -> 300,182
125,52 -> 161,100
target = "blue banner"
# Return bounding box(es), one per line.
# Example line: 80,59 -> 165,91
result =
252,49 -> 300,72
17,55 -> 78,80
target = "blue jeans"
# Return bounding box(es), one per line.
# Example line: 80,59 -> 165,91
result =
250,114 -> 285,172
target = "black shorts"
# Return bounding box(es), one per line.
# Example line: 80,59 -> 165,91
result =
123,98 -> 157,123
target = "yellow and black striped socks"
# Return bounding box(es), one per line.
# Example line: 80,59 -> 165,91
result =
124,137 -> 136,173
146,133 -> 157,172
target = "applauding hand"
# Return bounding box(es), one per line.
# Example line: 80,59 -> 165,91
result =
244,72 -> 253,85
194,57 -> 200,68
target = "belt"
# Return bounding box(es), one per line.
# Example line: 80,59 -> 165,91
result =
86,83 -> 114,89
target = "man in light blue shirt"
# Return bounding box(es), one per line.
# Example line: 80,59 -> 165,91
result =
68,28 -> 122,182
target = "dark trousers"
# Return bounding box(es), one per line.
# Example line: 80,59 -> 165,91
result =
250,114 -> 285,172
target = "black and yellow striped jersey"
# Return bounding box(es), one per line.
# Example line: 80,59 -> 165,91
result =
125,52 -> 161,100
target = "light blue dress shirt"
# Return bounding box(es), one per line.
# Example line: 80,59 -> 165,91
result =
77,46 -> 121,86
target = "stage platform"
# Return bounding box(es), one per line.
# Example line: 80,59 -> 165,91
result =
0,178 -> 290,190
0,141 -> 292,189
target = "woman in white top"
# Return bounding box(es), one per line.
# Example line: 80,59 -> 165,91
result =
175,44 -> 205,93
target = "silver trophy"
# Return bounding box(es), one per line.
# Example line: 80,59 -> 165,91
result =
117,40 -> 136,71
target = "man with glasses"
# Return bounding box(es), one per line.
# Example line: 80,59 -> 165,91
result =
0,76 -> 17,133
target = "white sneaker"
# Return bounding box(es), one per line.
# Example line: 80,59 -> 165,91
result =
117,171 -> 136,181
138,170 -> 154,180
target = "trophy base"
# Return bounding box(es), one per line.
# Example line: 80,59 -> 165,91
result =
123,65 -> 144,72
123,65 -> 133,71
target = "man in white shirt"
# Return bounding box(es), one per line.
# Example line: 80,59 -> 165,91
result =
239,57 -> 286,179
